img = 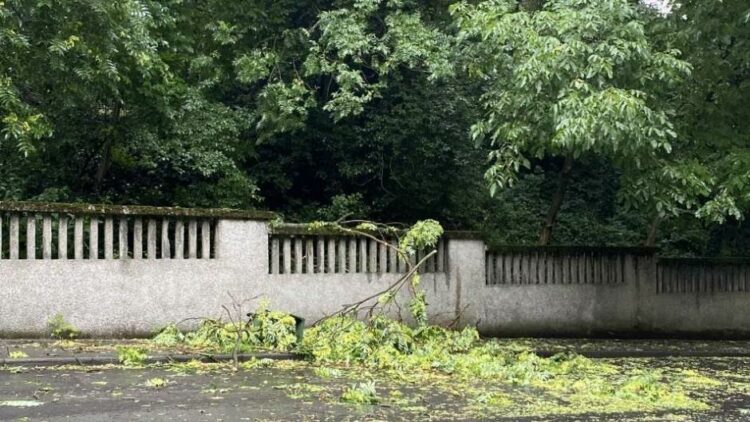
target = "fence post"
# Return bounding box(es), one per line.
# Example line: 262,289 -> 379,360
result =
214,218 -> 268,268
445,234 -> 486,327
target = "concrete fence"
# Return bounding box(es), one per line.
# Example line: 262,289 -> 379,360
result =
1,201 -> 749,338
268,224 -> 447,275
656,258 -> 750,294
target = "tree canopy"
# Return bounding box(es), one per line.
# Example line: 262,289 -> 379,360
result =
0,0 -> 748,255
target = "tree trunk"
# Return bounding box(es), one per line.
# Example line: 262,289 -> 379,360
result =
539,156 -> 573,246
644,215 -> 660,247
93,103 -> 120,194
93,138 -> 113,194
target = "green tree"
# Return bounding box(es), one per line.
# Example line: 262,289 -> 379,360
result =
451,0 -> 690,244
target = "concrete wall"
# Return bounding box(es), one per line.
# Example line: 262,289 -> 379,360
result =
0,220 -> 268,336
0,217 -> 455,337
1,205 -> 750,337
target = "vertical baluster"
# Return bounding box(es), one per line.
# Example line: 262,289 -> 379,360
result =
726,265 -> 732,292
173,220 -> 183,259
485,252 -> 491,285
148,219 -> 157,259
88,217 -> 98,259
567,255 -> 573,284
188,219 -> 197,259
74,217 -> 84,259
552,252 -> 562,284
692,264 -> 699,293
26,215 -> 37,260
358,238 -> 368,273
305,238 -> 314,274
9,214 -> 19,259
656,263 -> 662,293
612,255 -> 619,284
42,215 -> 52,259
580,253 -> 587,284
58,216 -> 68,259
336,237 -> 346,273
425,248 -> 435,273
161,219 -> 171,259
500,253 -> 508,284
294,238 -> 303,274
378,242 -> 387,274
133,218 -> 143,259
316,237 -> 325,273
368,239 -> 378,273
201,221 -> 211,259
496,253 -> 502,284
104,217 -> 113,259
347,238 -> 357,273
667,264 -> 673,294
119,218 -> 129,259
388,240 -> 398,273
436,240 -> 445,273
282,238 -> 292,274
270,238 -> 280,274
327,238 -> 336,273
395,244 -> 403,274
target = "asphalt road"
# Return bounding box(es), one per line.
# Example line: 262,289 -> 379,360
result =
1,361 -> 750,421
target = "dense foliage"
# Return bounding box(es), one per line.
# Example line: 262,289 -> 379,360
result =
1,0 -> 748,255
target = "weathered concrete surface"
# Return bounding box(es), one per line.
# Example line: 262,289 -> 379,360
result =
0,220 -> 451,337
2,217 -> 750,337
2,357 -> 750,421
468,255 -> 646,337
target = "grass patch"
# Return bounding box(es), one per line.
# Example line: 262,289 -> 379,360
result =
145,377 -> 168,388
117,347 -> 147,367
47,314 -> 80,340
8,351 -> 28,359
341,381 -> 379,405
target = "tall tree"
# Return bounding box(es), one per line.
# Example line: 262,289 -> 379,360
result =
451,0 -> 690,244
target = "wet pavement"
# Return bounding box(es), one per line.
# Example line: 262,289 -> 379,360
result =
4,338 -> 750,362
2,339 -> 750,421
0,358 -> 747,421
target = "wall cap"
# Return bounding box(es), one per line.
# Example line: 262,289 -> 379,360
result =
487,245 -> 658,255
658,256 -> 750,265
270,224 -> 482,240
0,201 -> 276,221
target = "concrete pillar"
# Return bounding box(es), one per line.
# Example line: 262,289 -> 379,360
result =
215,219 -> 268,268
446,237 -> 486,327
